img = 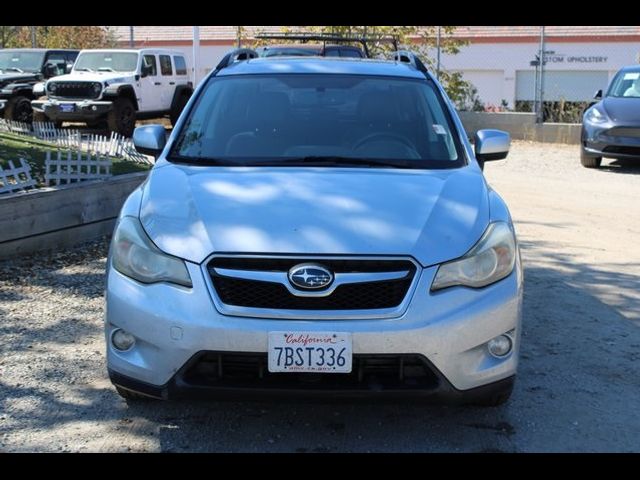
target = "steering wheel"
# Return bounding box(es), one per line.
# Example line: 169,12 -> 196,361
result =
353,132 -> 417,153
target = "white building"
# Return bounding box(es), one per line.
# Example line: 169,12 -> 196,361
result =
109,26 -> 640,108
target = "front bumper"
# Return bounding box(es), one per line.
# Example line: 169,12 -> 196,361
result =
31,98 -> 113,121
106,256 -> 523,400
582,122 -> 640,159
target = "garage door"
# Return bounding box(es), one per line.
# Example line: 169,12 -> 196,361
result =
516,70 -> 609,102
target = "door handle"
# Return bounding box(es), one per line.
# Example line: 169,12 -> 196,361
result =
169,82 -> 175,85
154,82 -> 162,85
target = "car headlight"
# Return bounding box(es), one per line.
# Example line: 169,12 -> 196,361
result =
93,82 -> 102,95
585,106 -> 608,124
431,222 -> 516,291
48,82 -> 57,93
111,216 -> 192,287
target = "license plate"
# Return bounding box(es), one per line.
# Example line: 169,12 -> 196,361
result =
60,103 -> 75,113
268,331 -> 352,373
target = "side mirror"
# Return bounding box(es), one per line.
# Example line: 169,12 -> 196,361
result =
474,129 -> 510,168
65,63 -> 74,74
43,62 -> 58,78
594,89 -> 603,100
133,125 -> 166,157
140,65 -> 151,78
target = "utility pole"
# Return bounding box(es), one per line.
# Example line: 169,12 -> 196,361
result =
537,26 -> 546,123
436,26 -> 442,81
129,26 -> 134,48
236,26 -> 242,48
30,26 -> 36,48
192,26 -> 200,87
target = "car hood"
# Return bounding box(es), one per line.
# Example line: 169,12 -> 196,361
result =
48,71 -> 133,84
0,72 -> 37,86
601,96 -> 640,123
139,164 -> 491,267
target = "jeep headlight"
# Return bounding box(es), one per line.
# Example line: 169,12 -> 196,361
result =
111,216 -> 192,287
93,82 -> 102,95
48,82 -> 57,93
431,222 -> 516,291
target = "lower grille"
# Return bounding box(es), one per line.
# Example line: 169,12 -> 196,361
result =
606,127 -> 640,138
208,257 -> 417,311
602,145 -> 640,156
182,352 -> 440,391
49,81 -> 100,99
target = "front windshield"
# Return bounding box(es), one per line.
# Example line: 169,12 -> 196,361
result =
0,51 -> 45,73
607,70 -> 640,98
73,52 -> 138,72
172,74 -> 464,169
261,48 -> 320,57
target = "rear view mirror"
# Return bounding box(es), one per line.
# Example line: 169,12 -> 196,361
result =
474,129 -> 510,169
594,89 -> 603,100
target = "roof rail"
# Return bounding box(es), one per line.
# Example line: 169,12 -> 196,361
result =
392,50 -> 428,75
254,33 -> 399,58
215,48 -> 259,70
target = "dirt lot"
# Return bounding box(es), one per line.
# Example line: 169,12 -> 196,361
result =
0,141 -> 639,452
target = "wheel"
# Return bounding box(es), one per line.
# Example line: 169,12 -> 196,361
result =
170,92 -> 190,127
107,97 -> 136,137
580,148 -> 602,168
115,385 -> 153,402
471,379 -> 514,407
5,95 -> 33,123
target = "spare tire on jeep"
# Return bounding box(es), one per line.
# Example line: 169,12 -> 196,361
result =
107,97 -> 136,137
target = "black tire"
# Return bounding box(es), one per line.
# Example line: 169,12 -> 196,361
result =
472,380 -> 514,407
5,95 -> 33,123
115,385 -> 152,402
170,92 -> 190,127
107,97 -> 136,137
580,148 -> 602,168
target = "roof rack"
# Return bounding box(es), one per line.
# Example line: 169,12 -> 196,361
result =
215,48 -> 259,70
254,32 -> 399,58
392,50 -> 429,75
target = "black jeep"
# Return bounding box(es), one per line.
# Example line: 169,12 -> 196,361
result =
0,49 -> 79,123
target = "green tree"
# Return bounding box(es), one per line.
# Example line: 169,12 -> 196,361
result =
7,26 -> 113,49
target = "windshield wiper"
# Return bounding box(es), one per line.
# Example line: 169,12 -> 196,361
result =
5,67 -> 24,73
98,67 -> 115,72
278,156 -> 415,169
75,67 -> 94,72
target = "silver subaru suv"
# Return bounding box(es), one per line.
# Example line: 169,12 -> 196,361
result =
105,49 -> 522,406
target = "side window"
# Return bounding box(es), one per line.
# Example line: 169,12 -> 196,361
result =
173,56 -> 187,76
159,55 -> 173,76
323,49 -> 340,58
143,55 -> 158,76
340,49 -> 363,58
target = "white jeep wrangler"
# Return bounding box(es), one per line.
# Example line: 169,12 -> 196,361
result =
32,49 -> 193,136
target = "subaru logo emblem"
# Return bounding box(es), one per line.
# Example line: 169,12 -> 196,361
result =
288,264 -> 333,290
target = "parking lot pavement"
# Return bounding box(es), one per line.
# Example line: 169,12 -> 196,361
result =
0,140 -> 639,452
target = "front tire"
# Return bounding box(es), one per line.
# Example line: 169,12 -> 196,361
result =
5,95 -> 33,123
580,148 -> 602,168
107,97 -> 136,137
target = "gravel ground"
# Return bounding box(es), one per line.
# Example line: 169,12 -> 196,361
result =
1,140 -> 639,452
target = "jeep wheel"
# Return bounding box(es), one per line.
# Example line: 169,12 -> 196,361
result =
580,148 -> 602,168
107,97 -> 136,137
170,92 -> 190,127
5,96 -> 33,123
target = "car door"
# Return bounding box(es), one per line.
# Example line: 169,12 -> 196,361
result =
138,54 -> 163,112
158,54 -> 176,110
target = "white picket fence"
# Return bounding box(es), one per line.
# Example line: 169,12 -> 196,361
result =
44,150 -> 112,187
0,159 -> 37,194
0,118 -> 153,165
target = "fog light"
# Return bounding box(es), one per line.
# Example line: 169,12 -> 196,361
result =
488,334 -> 512,357
92,105 -> 97,111
112,329 -> 135,351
